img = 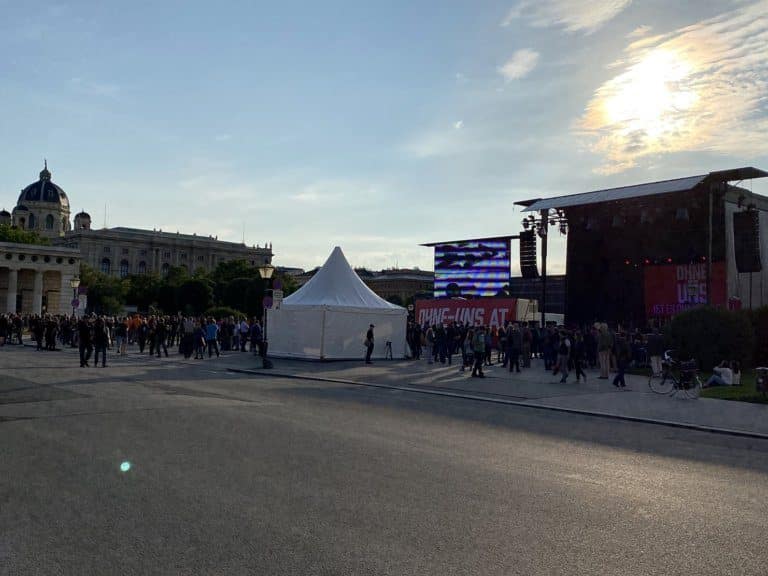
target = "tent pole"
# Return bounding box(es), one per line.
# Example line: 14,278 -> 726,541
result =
320,309 -> 326,360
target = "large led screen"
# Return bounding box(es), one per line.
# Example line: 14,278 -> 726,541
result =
433,239 -> 511,297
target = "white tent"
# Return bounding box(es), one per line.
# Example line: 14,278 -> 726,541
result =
267,247 -> 408,360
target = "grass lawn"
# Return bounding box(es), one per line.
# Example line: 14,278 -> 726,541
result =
701,372 -> 768,403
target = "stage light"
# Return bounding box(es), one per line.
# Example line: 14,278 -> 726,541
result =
624,259 -> 631,265
644,258 -> 650,265
666,257 -> 673,264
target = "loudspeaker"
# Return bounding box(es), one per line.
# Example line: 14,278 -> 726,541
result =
519,230 -> 539,278
734,210 -> 762,273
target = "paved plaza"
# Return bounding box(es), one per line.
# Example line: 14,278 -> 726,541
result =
3,344 -> 768,574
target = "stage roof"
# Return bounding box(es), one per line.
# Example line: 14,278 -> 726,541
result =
516,167 -> 768,212
420,235 -> 517,247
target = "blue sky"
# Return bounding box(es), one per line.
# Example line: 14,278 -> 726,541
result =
2,0 -> 768,273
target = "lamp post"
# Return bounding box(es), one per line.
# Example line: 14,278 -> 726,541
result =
70,276 -> 81,317
257,263 -> 275,369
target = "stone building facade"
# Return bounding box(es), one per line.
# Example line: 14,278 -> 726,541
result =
4,164 -> 273,280
0,241 -> 80,315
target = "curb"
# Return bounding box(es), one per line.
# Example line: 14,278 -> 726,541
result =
226,368 -> 768,441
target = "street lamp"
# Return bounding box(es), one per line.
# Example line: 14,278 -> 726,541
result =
70,276 -> 80,317
257,263 -> 275,369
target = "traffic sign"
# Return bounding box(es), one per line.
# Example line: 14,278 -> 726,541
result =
273,289 -> 284,301
273,279 -> 282,290
263,296 -> 274,309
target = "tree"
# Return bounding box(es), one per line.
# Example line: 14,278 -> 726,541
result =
125,273 -> 160,312
274,272 -> 298,296
79,264 -> 128,315
0,224 -> 50,245
386,294 -> 404,306
211,259 -> 259,284
221,276 -> 265,318
177,279 -> 213,316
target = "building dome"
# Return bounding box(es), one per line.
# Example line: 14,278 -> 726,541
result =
0,209 -> 10,217
17,162 -> 70,209
76,210 -> 91,218
14,204 -> 29,212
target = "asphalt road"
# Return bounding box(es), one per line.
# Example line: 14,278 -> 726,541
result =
2,347 -> 768,575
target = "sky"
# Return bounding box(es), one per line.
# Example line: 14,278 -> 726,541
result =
2,0 -> 768,274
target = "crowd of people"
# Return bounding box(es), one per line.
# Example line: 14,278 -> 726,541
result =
0,313 -> 266,367
405,320 -> 667,388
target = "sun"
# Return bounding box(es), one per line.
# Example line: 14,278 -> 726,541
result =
602,48 -> 699,140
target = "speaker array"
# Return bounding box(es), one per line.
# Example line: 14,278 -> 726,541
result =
519,230 -> 539,278
734,210 -> 762,273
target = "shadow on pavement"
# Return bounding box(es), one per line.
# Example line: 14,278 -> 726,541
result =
272,383 -> 768,474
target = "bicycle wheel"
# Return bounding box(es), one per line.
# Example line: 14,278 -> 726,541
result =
649,372 -> 675,394
684,374 -> 702,399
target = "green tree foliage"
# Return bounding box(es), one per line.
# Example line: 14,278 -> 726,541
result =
177,279 -> 214,316
274,272 -> 298,296
79,264 -> 128,315
221,277 -> 265,318
0,224 -> 50,245
205,306 -> 246,320
125,273 -> 160,312
665,307 -> 754,371
211,259 -> 259,284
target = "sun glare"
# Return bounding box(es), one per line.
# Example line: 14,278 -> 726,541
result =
602,48 -> 698,139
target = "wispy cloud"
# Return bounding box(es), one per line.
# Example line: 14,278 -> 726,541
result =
627,24 -> 652,38
214,134 -> 232,142
453,120 -> 464,130
502,0 -> 632,34
498,49 -> 540,81
577,0 -> 768,173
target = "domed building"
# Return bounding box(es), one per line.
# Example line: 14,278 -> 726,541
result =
11,162 -> 71,238
2,163 -> 273,314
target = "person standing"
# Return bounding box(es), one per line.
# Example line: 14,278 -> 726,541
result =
471,326 -> 486,378
597,323 -> 613,379
647,327 -> 664,377
92,318 -> 108,368
364,324 -> 375,364
507,323 -> 522,373
239,318 -> 250,352
206,318 -> 220,358
425,325 -> 435,364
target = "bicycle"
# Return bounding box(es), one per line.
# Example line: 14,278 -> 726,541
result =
648,350 -> 703,399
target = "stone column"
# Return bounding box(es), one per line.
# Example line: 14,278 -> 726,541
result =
6,268 -> 18,314
32,270 -> 43,315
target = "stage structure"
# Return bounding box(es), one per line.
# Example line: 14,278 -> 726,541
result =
420,236 -> 516,298
516,167 -> 768,326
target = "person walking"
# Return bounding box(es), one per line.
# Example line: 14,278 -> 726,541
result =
364,324 -> 375,364
572,331 -> 587,382
612,332 -> 630,389
471,326 -> 486,378
155,319 -> 169,357
78,317 -> 92,367
555,330 -> 571,383
425,325 -> 435,364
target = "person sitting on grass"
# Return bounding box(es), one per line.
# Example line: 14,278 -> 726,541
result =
704,360 -> 733,387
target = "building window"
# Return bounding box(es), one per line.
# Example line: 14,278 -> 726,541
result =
28,214 -> 36,229
62,217 -> 67,231
197,255 -> 205,262
45,214 -> 54,229
122,248 -> 129,255
103,246 -> 111,254
101,258 -> 111,274
180,252 -> 187,260
138,261 -> 147,274
119,260 -> 130,278
163,251 -> 171,259
140,249 -> 147,256
162,263 -> 170,277
18,218 -> 25,229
